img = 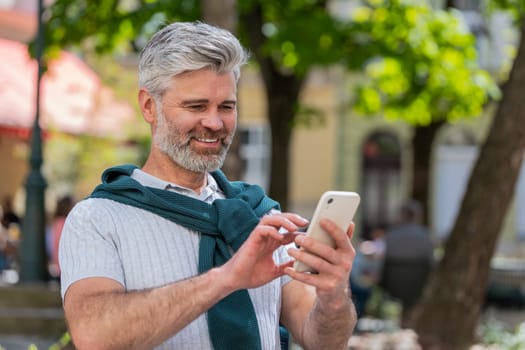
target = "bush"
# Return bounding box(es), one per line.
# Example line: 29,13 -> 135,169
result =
479,321 -> 525,349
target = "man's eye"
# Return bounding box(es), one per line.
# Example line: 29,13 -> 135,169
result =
220,104 -> 235,111
188,105 -> 206,111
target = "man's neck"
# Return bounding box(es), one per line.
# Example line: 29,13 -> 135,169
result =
142,154 -> 208,194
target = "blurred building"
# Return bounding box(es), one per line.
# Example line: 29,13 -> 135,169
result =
0,0 -> 136,210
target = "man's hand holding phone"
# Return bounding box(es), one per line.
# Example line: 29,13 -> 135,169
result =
292,191 -> 360,274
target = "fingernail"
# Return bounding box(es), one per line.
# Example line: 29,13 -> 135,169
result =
292,214 -> 307,223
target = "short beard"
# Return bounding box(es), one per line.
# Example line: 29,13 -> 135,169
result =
153,107 -> 234,173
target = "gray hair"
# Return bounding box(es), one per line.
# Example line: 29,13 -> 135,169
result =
138,21 -> 249,99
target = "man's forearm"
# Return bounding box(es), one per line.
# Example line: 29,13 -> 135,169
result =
300,296 -> 357,350
66,267 -> 231,350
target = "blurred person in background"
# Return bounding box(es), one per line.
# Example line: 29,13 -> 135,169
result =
1,195 -> 20,232
0,220 -> 9,272
0,196 -> 21,272
380,200 -> 435,327
350,226 -> 386,317
48,195 -> 74,280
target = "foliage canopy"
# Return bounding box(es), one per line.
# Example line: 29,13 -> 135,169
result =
342,0 -> 501,125
44,0 -> 499,128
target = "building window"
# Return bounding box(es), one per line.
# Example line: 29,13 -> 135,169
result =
238,125 -> 270,190
361,130 -> 402,239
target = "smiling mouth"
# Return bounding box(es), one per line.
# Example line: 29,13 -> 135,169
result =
191,137 -> 225,152
195,137 -> 220,143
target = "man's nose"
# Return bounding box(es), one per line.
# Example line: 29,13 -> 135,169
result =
201,110 -> 224,130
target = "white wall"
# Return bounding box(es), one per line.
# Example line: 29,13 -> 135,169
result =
433,145 -> 525,242
433,145 -> 477,239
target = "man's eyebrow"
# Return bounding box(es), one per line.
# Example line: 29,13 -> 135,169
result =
179,99 -> 209,106
179,99 -> 237,106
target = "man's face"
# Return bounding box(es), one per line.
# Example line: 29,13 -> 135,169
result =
152,69 -> 238,173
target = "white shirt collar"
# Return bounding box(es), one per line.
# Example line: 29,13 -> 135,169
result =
130,169 -> 223,201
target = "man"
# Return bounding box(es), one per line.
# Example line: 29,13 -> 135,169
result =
60,21 -> 357,350
381,200 -> 434,326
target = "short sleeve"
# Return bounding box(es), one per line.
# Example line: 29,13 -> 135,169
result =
59,199 -> 125,299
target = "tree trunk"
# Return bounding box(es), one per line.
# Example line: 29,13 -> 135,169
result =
445,0 -> 455,9
240,4 -> 305,210
411,18 -> 525,350
201,0 -> 243,180
411,120 -> 445,225
265,74 -> 304,211
201,0 -> 237,32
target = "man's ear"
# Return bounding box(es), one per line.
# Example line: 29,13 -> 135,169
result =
138,88 -> 157,124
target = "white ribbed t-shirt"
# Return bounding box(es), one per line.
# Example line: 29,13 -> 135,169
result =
59,170 -> 292,350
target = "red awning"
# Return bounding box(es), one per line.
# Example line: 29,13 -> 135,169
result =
0,38 -> 135,139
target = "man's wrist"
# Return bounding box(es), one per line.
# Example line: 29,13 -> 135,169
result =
317,290 -> 353,314
208,265 -> 237,298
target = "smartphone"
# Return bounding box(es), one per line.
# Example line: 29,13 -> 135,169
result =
293,191 -> 360,273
